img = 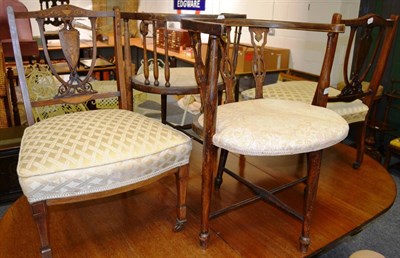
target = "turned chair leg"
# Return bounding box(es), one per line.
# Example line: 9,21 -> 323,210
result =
300,150 -> 322,253
215,149 -> 229,190
384,146 -> 393,169
31,201 -> 52,258
174,164 -> 189,232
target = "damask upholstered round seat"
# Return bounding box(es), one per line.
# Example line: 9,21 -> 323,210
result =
18,109 -> 192,203
198,98 -> 349,156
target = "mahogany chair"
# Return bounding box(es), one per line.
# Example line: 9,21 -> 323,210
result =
182,15 -> 347,252
8,5 -> 191,258
241,14 -> 400,168
121,12 -> 244,131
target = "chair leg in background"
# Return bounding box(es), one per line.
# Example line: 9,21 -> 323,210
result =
174,164 -> 189,232
215,149 -> 228,190
353,121 -> 367,169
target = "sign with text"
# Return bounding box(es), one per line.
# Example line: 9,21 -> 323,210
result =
174,0 -> 205,11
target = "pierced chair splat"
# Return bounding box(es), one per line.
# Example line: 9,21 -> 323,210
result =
8,5 -> 192,258
182,15 -> 347,253
241,13 -> 400,169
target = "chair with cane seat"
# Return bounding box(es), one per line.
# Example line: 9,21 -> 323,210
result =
182,14 -> 347,252
8,5 -> 192,258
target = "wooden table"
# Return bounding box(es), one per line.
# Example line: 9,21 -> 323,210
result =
0,142 -> 396,257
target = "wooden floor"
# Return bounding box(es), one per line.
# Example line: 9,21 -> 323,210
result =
0,141 -> 396,258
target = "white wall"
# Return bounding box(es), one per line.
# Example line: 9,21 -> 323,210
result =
19,0 -> 93,38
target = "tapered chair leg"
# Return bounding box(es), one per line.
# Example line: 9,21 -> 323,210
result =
300,150 -> 322,253
31,201 -> 52,258
174,164 -> 189,232
353,121 -> 367,169
215,149 -> 229,190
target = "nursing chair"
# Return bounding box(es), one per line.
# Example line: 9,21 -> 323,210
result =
121,12 -> 244,130
182,15 -> 347,252
8,5 -> 192,258
241,14 -> 399,168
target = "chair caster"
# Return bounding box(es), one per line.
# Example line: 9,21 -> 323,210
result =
299,236 -> 310,253
214,177 -> 223,190
199,232 -> 209,249
352,161 -> 361,169
173,218 -> 187,232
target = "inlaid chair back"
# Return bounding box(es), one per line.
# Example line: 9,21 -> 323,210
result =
239,14 -> 399,169
121,12 -> 245,130
9,5 -> 129,126
333,14 -> 399,107
182,15 -> 347,253
8,5 -> 192,258
331,14 -> 399,168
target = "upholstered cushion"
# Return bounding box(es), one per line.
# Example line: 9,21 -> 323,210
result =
133,67 -> 198,87
241,81 -> 369,124
18,109 -> 192,203
389,138 -> 400,149
198,99 -> 349,155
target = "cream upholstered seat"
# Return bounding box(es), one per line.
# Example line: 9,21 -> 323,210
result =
198,98 -> 348,156
19,109 -> 191,203
8,5 -> 191,258
182,14 -> 345,253
133,67 -> 199,89
241,80 -> 369,124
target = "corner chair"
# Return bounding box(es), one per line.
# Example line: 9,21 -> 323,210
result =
121,12 -> 245,131
182,14 -> 346,252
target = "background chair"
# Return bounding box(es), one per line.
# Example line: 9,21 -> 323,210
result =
240,14 -> 399,169
182,15 -> 347,252
8,5 -> 192,257
0,0 -> 39,62
121,12 -> 244,131
39,0 -> 70,43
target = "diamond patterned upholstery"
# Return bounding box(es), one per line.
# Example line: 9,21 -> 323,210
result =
18,109 -> 192,203
241,80 -> 369,124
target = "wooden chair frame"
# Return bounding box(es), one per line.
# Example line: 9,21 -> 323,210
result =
8,5 -> 190,258
182,15 -> 345,253
121,12 -> 245,130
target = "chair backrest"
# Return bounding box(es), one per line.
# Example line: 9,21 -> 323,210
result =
7,4 -> 127,126
182,14 -> 345,108
120,12 -> 246,108
331,14 -> 399,107
39,0 -> 70,27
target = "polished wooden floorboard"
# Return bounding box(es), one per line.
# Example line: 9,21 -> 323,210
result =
0,141 -> 396,257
